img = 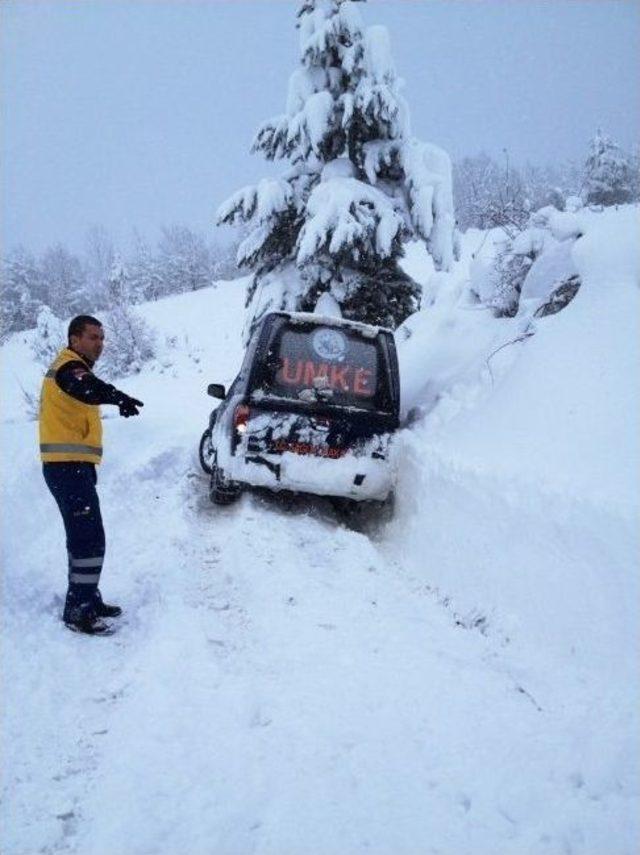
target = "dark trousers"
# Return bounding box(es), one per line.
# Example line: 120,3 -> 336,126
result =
43,462 -> 105,617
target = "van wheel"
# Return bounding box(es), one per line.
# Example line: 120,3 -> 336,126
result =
332,492 -> 395,527
199,429 -> 215,474
376,490 -> 396,523
210,462 -> 242,505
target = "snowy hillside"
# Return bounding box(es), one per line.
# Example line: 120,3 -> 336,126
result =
1,206 -> 639,854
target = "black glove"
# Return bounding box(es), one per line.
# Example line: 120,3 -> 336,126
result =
116,392 -> 144,418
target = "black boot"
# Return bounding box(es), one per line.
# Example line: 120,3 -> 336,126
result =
63,602 -> 114,636
94,590 -> 122,618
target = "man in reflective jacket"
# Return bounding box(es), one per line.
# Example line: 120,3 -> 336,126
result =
40,315 -> 143,635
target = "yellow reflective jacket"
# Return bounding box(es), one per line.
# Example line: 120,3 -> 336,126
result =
39,348 -> 103,464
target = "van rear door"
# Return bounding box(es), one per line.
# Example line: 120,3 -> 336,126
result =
241,317 -> 398,460
256,318 -> 396,414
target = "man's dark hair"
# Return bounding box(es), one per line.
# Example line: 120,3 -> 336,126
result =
68,315 -> 102,344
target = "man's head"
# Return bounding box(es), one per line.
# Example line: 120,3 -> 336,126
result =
68,315 -> 104,364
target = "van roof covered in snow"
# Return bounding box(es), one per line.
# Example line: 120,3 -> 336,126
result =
274,311 -> 391,339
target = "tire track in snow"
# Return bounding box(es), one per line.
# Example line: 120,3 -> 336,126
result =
6,426 -> 634,854
65,455 -> 554,854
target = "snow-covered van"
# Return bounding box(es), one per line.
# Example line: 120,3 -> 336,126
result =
198,311 -> 400,505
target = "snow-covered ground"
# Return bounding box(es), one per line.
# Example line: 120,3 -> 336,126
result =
1,206 -> 638,854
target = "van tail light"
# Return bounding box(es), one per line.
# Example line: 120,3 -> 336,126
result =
233,404 -> 250,434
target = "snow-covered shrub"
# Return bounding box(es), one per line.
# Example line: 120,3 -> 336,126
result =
83,224 -> 116,310
127,230 -> 163,302
470,207 -> 584,319
631,144 -> 640,203
582,130 -> 636,207
453,152 -> 529,235
157,225 -> 213,295
518,230 -> 582,319
105,257 -> 130,306
467,228 -> 538,317
21,305 -> 66,422
534,275 -> 581,317
490,246 -> 536,318
19,386 -> 41,422
39,244 -> 89,318
100,303 -> 156,380
30,306 -> 66,367
528,206 -> 583,242
0,247 -> 43,340
217,0 -> 455,339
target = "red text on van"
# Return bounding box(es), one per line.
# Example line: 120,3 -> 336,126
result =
278,357 -> 374,397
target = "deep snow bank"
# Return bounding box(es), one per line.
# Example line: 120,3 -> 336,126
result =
397,205 -> 640,514
389,204 -> 640,716
382,208 -> 640,850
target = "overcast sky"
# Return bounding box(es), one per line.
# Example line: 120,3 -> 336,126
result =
2,0 -> 639,254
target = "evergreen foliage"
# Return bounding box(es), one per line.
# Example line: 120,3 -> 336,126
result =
98,257 -> 157,378
39,245 -> 87,318
157,226 -> 213,295
84,225 -> 116,309
582,130 -> 636,207
0,225 -> 242,338
217,0 -> 455,336
100,304 -> 157,380
128,230 -> 164,303
0,247 -> 43,341
30,306 -> 66,367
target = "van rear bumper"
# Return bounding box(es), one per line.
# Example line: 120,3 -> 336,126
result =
228,447 -> 395,502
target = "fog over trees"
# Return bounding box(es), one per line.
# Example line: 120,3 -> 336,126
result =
0,225 -> 240,343
1,34 -> 637,351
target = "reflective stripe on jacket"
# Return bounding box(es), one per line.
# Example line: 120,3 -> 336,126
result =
39,348 -> 103,464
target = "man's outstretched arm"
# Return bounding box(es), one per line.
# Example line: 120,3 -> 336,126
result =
55,361 -> 143,416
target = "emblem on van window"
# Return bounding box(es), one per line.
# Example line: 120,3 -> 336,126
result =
312,328 -> 347,362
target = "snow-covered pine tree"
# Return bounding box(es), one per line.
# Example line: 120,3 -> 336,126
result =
106,255 -> 129,306
39,244 -> 88,318
582,130 -> 635,207
217,0 -> 455,338
30,305 -> 66,366
128,230 -> 162,303
100,257 -> 156,379
0,246 -> 43,339
631,143 -> 640,203
84,225 -> 116,310
157,225 -> 212,295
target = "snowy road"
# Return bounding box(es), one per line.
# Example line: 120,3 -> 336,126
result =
3,418 -> 636,854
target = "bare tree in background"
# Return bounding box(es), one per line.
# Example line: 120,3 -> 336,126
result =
453,151 -> 529,236
0,246 -> 43,339
84,225 -> 116,309
157,225 -> 213,295
39,245 -> 89,317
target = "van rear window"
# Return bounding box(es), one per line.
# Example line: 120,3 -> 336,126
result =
259,324 -> 388,411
